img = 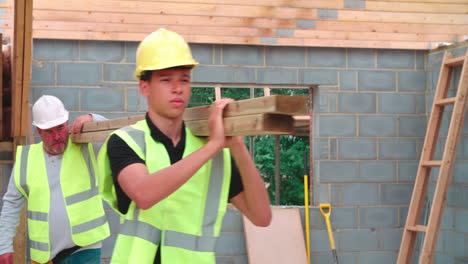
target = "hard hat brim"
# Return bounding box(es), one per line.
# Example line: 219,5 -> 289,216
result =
133,62 -> 198,81
32,113 -> 69,130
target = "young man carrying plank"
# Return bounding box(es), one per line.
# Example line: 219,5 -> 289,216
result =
99,28 -> 272,264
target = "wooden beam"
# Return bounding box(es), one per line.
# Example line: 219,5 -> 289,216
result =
73,95 -> 308,143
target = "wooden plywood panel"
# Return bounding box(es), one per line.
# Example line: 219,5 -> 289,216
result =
243,208 -> 308,264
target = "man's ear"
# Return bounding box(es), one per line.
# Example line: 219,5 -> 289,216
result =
139,80 -> 150,98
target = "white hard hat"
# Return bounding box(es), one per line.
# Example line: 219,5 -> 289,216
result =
32,95 -> 69,129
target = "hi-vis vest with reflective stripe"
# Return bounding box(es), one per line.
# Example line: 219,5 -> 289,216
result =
14,140 -> 110,264
99,120 -> 231,264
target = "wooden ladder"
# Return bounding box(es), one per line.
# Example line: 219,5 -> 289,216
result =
397,49 -> 468,264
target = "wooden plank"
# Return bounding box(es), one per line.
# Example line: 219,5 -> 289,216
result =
27,30 -> 441,50
186,113 -> 294,136
11,0 -> 25,137
33,0 -> 318,20
107,0 -> 344,9
82,95 -> 307,133
338,10 -> 468,25
28,10 -> 468,35
0,141 -> 12,152
243,208 -> 308,264
20,0 -> 32,138
365,1 -> 468,14
30,21 -> 465,44
72,113 -> 295,142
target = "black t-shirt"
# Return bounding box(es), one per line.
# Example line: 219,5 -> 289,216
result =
107,114 -> 244,264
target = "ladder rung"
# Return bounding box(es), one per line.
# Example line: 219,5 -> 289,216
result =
435,97 -> 457,106
407,225 -> 427,233
421,160 -> 442,167
444,56 -> 464,67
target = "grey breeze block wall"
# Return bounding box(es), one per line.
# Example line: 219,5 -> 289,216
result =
0,39 -> 465,264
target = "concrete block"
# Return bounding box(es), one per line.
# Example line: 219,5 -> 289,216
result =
223,45 -> 262,66
307,47 -> 346,68
338,229 -> 378,251
318,115 -> 356,136
399,207 -> 408,228
297,20 -> 316,29
441,207 -> 455,230
125,41 -> 138,63
318,161 -> 358,183
340,70 -> 357,90
416,94 -> 426,114
330,138 -> 337,159
359,115 -> 397,137
359,70 -> 396,91
338,92 -> 376,113
341,184 -> 379,206
359,251 -> 397,264
313,138 -> 329,159
313,182 -> 330,205
338,138 -> 377,160
451,46 -> 467,57
299,69 -> 337,85
266,46 -> 305,67
381,184 -> 413,205
312,92 -> 328,112
81,88 -> 125,111
191,43 -> 213,65
399,115 -> 427,137
444,231 -> 466,257
416,51 -> 425,70
31,62 -> 55,85
216,256 -> 247,264
330,184 -> 340,205
127,89 -> 138,112
348,48 -> 374,68
454,256 -> 468,264
398,71 -> 426,92
344,0 -> 365,8
57,63 -> 101,85
379,138 -> 417,160
33,87 -> 79,111
80,40 -> 124,62
276,28 -> 294,37
318,207 -> 358,229
398,161 -> 418,182
446,186 -> 468,208
234,67 -> 256,83
260,37 -> 278,44
380,228 -> 403,250
453,162 -> 468,184
192,66 -> 236,83
221,209 -> 244,232
379,93 -> 418,114
314,252 -> 358,264
310,230 -> 332,252
454,209 -> 468,233
378,50 -> 414,69
103,64 -> 135,82
359,207 -> 399,228
215,232 -> 246,255
214,45 -> 222,65
434,254 -> 454,264
427,51 -> 443,70
464,136 -> 468,160
317,9 -> 338,19
257,68 -> 297,84
359,161 -> 396,182
33,39 -> 79,61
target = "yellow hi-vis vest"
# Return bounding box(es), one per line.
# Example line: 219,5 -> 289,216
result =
99,120 -> 232,264
14,140 -> 110,264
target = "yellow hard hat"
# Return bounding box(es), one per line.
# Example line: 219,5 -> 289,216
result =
133,28 -> 199,80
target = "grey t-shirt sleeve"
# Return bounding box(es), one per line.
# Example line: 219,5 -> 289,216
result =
0,165 -> 25,255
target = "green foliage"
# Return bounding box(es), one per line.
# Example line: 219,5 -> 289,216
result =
254,135 -> 309,205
